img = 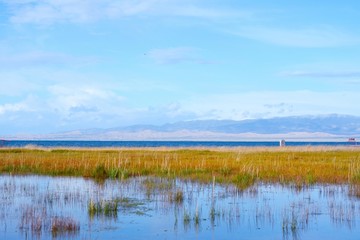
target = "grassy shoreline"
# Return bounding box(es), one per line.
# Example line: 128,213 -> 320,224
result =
1,146 -> 360,188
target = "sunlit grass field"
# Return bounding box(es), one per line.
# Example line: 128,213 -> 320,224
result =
1,146 -> 360,188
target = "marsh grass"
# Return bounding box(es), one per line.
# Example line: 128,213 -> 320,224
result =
142,178 -> 174,192
183,210 -> 191,226
51,217 -> 80,237
348,184 -> 360,198
88,197 -> 146,219
168,190 -> 184,204
233,173 -> 255,189
209,207 -> 218,225
19,205 -> 79,238
92,164 -> 108,179
88,199 -> 118,219
19,206 -> 47,236
1,147 -> 360,188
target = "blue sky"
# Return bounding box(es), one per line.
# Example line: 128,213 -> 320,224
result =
0,0 -> 360,134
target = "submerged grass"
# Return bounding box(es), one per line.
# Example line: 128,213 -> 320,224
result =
1,147 -> 360,187
168,190 -> 184,204
51,217 -> 80,236
88,199 -> 118,218
19,205 -> 79,238
88,197 -> 146,219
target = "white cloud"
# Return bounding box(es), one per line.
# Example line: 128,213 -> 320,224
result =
48,84 -> 124,115
147,47 -> 214,65
110,0 -> 247,19
146,102 -> 196,120
163,4 -> 249,19
0,51 -> 97,69
179,91 -> 360,120
0,83 -> 128,133
0,73 -> 39,96
0,102 -> 27,115
107,0 -> 163,17
5,0 -> 104,24
234,26 -> 359,47
147,47 -> 194,64
345,80 -> 360,85
0,95 -> 39,115
2,0 -> 247,25
281,70 -> 360,78
1,89 -> 360,134
0,66 -> 119,96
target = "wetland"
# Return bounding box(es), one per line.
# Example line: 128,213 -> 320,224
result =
1,147 -> 360,239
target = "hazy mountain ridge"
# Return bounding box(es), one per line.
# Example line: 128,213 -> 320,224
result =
111,114 -> 360,135
5,114 -> 360,140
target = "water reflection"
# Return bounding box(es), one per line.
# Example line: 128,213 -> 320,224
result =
0,175 -> 360,239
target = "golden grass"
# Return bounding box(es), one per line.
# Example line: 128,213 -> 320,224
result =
1,146 -> 360,187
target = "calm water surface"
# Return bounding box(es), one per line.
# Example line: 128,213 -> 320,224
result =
1,140 -> 357,148
0,175 -> 360,239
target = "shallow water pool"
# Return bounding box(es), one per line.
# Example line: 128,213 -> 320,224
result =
0,175 -> 359,239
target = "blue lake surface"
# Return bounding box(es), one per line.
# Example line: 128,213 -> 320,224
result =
0,140 -> 357,148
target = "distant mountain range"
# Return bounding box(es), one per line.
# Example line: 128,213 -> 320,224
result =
7,114 -> 360,141
114,114 -> 360,135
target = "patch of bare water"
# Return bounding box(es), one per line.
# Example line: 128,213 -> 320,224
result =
0,175 -> 360,239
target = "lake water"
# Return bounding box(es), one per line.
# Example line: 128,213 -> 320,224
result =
1,175 -> 360,239
0,140 -> 357,148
